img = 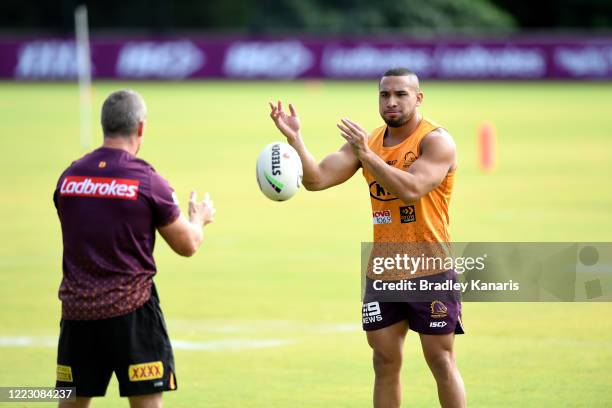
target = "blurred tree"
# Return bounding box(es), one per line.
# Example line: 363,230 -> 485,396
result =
0,0 -> 610,33
243,0 -> 516,34
492,0 -> 612,29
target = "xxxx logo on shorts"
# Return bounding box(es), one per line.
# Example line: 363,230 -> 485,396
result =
56,364 -> 73,382
129,361 -> 164,382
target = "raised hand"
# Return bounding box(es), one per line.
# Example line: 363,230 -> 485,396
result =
337,118 -> 371,160
189,191 -> 216,227
269,100 -> 301,145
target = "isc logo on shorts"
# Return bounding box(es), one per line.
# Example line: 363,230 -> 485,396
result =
129,361 -> 164,382
362,301 -> 383,324
429,321 -> 448,328
372,210 -> 392,224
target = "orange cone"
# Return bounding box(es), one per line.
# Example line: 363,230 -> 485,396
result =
478,122 -> 496,171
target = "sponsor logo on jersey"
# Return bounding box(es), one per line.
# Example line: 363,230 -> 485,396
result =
386,159 -> 397,165
430,300 -> 448,319
399,205 -> 416,223
129,361 -> 164,382
372,210 -> 392,224
369,181 -> 397,201
56,365 -> 73,382
362,301 -> 383,324
59,176 -> 139,200
403,151 -> 417,168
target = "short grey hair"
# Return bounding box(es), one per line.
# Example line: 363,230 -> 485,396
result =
101,89 -> 147,138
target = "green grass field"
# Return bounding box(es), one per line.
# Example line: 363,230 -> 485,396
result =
0,80 -> 611,407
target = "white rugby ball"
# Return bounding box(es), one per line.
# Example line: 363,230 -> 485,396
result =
256,142 -> 303,201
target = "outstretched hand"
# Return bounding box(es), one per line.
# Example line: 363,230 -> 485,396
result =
269,100 -> 301,144
189,191 -> 216,227
337,118 -> 371,160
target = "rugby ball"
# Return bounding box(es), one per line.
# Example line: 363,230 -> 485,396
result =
256,142 -> 303,201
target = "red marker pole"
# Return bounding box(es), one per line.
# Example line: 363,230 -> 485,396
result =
478,122 -> 496,171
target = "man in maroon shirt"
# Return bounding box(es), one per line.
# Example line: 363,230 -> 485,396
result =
54,89 -> 215,408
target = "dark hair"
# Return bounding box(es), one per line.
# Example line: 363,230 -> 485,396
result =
381,67 -> 417,78
101,89 -> 147,138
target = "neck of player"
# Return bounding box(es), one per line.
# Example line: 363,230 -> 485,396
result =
103,136 -> 140,156
388,111 -> 422,141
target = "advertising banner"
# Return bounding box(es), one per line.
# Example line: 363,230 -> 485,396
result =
1,36 -> 611,80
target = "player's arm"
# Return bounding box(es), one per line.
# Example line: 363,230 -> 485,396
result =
294,140 -> 360,191
158,192 -> 216,257
269,101 -> 360,191
338,118 -> 456,203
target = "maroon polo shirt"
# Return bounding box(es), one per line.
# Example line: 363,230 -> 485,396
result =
53,147 -> 180,320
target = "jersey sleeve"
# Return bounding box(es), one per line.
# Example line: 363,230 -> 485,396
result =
149,173 -> 181,228
53,168 -> 69,212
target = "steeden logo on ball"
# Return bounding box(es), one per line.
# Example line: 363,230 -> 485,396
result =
256,142 -> 303,201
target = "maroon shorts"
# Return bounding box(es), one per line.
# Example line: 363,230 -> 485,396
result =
361,299 -> 464,334
361,270 -> 465,334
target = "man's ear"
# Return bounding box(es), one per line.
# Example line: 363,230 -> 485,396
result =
416,91 -> 424,107
137,120 -> 145,137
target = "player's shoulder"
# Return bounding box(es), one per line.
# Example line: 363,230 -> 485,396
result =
368,124 -> 387,147
113,152 -> 159,178
68,149 -> 95,167
373,124 -> 387,133
423,124 -> 455,147
121,157 -> 175,199
57,151 -> 93,179
370,124 -> 387,137
132,158 -> 174,187
127,155 -> 157,173
126,157 -> 172,192
421,126 -> 456,156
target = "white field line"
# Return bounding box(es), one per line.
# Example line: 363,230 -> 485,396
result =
165,320 -> 359,334
0,336 -> 57,347
171,339 -> 294,351
0,336 -> 295,351
0,321 -> 357,351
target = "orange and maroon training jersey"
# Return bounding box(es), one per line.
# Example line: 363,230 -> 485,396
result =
362,118 -> 454,279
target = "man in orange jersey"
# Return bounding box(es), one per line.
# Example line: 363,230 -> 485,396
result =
269,68 -> 466,408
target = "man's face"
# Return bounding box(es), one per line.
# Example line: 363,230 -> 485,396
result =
378,75 -> 423,128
